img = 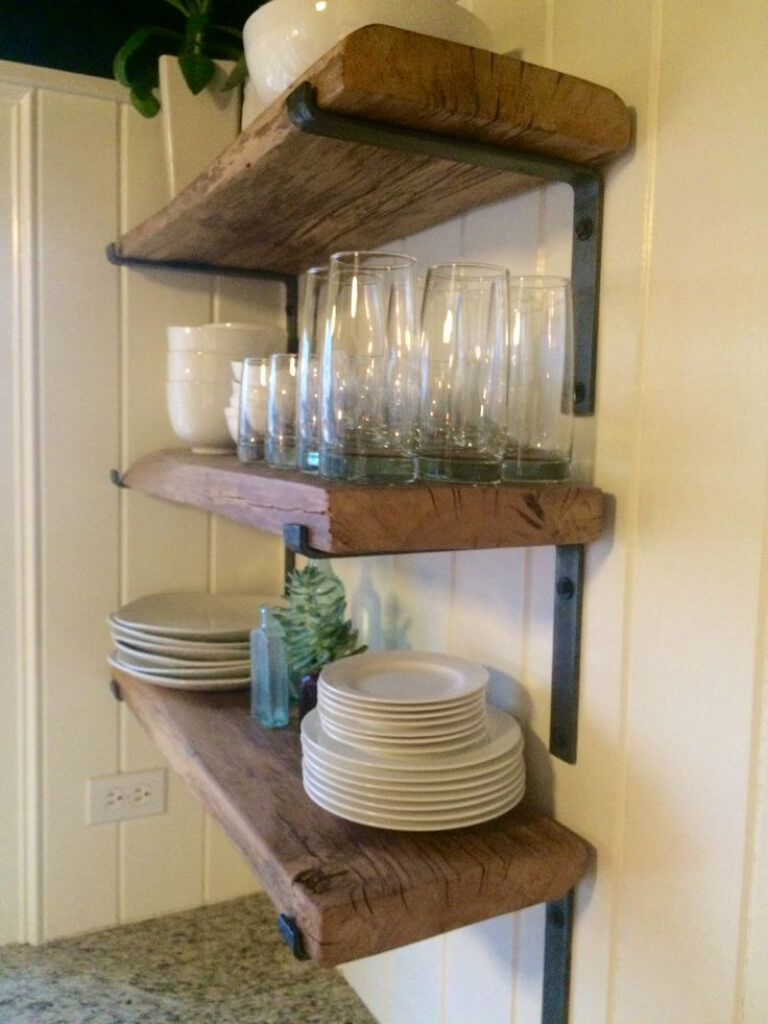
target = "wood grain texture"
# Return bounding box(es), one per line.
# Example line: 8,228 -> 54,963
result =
113,670 -> 591,966
115,25 -> 631,274
121,449 -> 605,554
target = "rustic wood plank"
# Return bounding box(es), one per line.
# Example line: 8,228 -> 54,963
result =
113,669 -> 590,966
114,25 -> 631,274
121,449 -> 605,554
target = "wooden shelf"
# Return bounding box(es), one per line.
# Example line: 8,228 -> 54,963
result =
112,667 -> 590,966
120,449 -> 605,556
112,25 -> 631,275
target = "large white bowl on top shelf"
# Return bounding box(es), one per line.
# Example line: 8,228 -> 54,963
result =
243,0 -> 494,109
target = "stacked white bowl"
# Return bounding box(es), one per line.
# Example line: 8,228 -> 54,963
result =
167,322 -> 285,454
301,651 -> 526,831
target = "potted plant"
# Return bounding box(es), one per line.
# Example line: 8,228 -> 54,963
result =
113,0 -> 246,118
114,0 -> 250,196
275,561 -> 366,719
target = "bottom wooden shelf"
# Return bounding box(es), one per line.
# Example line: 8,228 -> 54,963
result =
112,668 -> 590,967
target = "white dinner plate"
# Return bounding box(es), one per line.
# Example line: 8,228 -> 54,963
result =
108,658 -> 250,691
302,745 -> 524,790
113,643 -> 249,673
318,704 -> 487,738
319,650 -> 488,705
110,592 -> 281,640
315,696 -> 483,729
319,718 -> 488,755
315,684 -> 483,716
317,690 -> 485,725
301,705 -> 522,772
110,624 -> 250,658
303,770 -> 524,815
302,762 -> 524,808
110,652 -> 248,679
302,777 -> 525,831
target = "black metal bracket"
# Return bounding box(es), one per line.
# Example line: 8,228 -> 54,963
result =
277,914 -> 309,960
105,245 -> 300,353
110,468 -> 127,489
286,82 -> 603,415
542,890 -> 575,1024
110,679 -> 123,702
550,545 -> 585,764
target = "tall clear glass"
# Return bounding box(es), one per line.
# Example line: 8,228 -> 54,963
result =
415,262 -> 508,483
297,267 -> 328,473
237,356 -> 269,463
319,251 -> 418,482
503,276 -> 574,481
266,353 -> 298,469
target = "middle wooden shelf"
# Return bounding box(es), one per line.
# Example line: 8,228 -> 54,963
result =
119,449 -> 605,557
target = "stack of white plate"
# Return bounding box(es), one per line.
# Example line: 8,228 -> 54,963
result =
107,592 -> 278,690
301,651 -> 525,831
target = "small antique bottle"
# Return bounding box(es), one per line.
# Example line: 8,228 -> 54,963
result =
250,606 -> 290,727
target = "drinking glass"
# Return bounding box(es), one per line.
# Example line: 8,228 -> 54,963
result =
266,354 -> 298,468
237,356 -> 269,462
415,262 -> 508,483
503,276 -> 574,481
319,251 -> 418,482
297,267 -> 328,472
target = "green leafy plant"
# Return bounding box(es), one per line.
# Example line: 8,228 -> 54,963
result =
275,561 -> 366,682
114,0 -> 246,118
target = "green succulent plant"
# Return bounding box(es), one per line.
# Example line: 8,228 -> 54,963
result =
275,561 -> 366,682
113,0 -> 246,118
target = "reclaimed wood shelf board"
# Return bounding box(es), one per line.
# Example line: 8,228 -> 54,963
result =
113,668 -> 590,966
113,24 -> 631,275
120,449 -> 605,555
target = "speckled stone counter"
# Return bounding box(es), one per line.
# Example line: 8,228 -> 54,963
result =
0,894 -> 377,1024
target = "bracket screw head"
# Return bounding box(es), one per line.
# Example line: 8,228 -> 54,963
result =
556,577 -> 575,599
575,217 -> 594,240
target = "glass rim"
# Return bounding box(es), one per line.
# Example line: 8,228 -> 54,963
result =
426,261 -> 508,280
508,274 -> 572,289
242,356 -> 269,365
330,250 -> 417,270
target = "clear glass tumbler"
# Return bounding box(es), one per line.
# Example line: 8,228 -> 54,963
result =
319,251 -> 418,482
415,262 -> 509,483
237,356 -> 269,463
266,354 -> 298,469
297,267 -> 328,472
503,276 -> 574,482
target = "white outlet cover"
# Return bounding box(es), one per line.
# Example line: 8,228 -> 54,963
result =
87,769 -> 167,825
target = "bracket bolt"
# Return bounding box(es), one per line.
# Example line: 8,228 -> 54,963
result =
549,905 -> 566,929
575,217 -> 594,240
556,577 -> 575,599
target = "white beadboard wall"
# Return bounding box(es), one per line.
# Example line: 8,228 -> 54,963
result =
1,1 -> 767,1023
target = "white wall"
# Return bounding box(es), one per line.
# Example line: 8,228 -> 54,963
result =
0,61 -> 284,946
2,1 -> 767,1022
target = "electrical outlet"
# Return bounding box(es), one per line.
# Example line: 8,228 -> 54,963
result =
87,769 -> 167,825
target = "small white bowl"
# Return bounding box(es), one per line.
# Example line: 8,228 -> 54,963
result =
166,380 -> 234,453
224,406 -> 239,444
167,322 -> 286,357
168,350 -> 235,383
244,0 -> 493,107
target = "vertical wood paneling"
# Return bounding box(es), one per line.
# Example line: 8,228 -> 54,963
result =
36,88 -> 121,939
0,90 -> 27,945
611,1 -> 768,1022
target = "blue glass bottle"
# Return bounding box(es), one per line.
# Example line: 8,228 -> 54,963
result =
250,606 -> 290,728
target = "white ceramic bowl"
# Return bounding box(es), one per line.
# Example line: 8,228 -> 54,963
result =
167,322 -> 286,357
243,0 -> 493,107
166,380 -> 234,453
168,350 -> 235,383
224,406 -> 239,444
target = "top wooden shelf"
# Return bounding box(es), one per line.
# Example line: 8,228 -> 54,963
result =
121,449 -> 605,556
112,24 -> 631,275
